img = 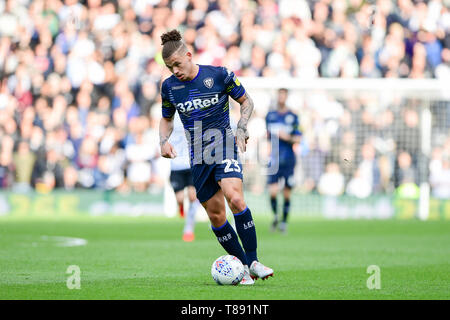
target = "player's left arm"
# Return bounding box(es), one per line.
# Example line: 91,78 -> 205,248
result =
222,67 -> 253,152
278,115 -> 302,145
278,131 -> 301,144
235,92 -> 254,153
284,132 -> 301,144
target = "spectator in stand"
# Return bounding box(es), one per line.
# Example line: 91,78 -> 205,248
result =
430,147 -> 450,199
12,140 -> 36,192
75,136 -> 99,189
346,168 -> 372,199
63,165 -> 80,191
31,147 -> 65,190
0,142 -> 14,189
358,142 -> 381,194
318,162 -> 345,197
0,0 -> 448,196
396,151 -> 417,186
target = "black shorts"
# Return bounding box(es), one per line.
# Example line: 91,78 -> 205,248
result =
170,169 -> 194,193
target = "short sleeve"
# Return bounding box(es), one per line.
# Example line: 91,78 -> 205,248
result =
222,67 -> 246,100
161,81 -> 176,119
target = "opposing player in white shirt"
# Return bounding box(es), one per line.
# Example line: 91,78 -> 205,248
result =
168,113 -> 200,242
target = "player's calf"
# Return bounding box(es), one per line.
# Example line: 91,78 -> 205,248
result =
233,207 -> 258,265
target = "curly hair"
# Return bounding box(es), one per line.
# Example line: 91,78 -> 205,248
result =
161,29 -> 186,59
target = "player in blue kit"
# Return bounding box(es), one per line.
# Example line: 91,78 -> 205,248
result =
158,30 -> 273,285
266,88 -> 301,234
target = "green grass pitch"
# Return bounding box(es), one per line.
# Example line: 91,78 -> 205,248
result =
0,216 -> 449,299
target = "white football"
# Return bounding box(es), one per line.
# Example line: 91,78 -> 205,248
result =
211,255 -> 245,285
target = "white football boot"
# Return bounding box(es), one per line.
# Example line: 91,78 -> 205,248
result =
278,221 -> 287,234
240,265 -> 255,285
249,261 -> 274,280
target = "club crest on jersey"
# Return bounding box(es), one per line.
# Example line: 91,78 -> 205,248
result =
285,114 -> 295,124
203,77 -> 214,89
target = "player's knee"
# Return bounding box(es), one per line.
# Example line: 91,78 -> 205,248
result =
208,212 -> 226,228
188,192 -> 197,202
268,185 -> 278,197
229,194 -> 246,213
175,192 -> 184,203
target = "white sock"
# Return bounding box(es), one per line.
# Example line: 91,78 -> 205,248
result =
183,199 -> 199,234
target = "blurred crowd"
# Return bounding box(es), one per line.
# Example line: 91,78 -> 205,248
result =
240,88 -> 450,199
0,0 -> 449,197
295,96 -> 450,199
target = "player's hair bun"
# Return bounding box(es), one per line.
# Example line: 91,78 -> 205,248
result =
161,30 -> 182,45
161,29 -> 187,59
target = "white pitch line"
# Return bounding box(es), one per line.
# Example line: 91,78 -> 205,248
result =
40,236 -> 88,247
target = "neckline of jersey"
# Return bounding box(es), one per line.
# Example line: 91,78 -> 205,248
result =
277,108 -> 290,115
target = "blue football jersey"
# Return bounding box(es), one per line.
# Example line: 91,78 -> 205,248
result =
266,110 -> 301,166
161,65 -> 245,164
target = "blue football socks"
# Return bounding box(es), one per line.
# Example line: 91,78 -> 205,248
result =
233,207 -> 258,266
211,220 -> 248,266
283,199 -> 290,223
270,197 -> 277,216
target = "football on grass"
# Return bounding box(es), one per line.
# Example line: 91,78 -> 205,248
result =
211,255 -> 245,285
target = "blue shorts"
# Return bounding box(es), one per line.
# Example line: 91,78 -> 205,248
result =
267,163 -> 295,189
191,149 -> 243,203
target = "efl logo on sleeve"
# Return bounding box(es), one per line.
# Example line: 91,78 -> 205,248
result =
233,75 -> 241,86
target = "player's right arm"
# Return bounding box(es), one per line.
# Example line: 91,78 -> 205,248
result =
284,113 -> 302,145
159,80 -> 177,159
159,116 -> 177,158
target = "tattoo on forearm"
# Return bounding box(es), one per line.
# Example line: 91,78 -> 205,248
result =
237,92 -> 254,131
159,117 -> 174,147
159,135 -> 169,147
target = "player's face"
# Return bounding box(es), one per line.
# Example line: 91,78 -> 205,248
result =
277,89 -> 288,108
164,51 -> 194,81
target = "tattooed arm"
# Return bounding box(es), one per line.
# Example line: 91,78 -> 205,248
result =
159,116 -> 177,158
235,92 -> 254,153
